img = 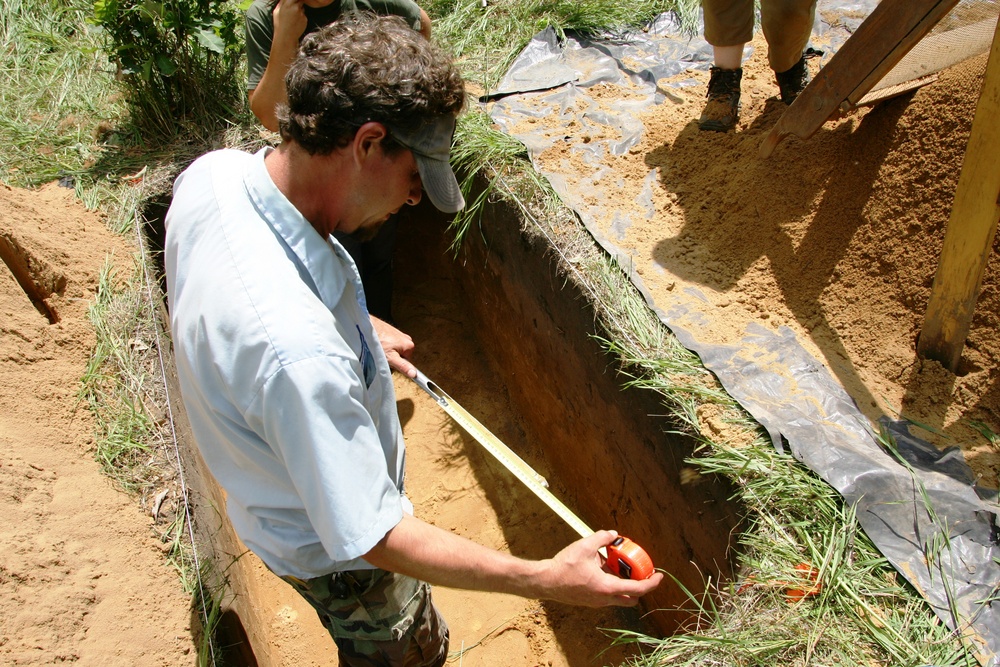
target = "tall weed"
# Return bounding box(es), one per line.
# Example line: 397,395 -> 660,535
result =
90,0 -> 247,142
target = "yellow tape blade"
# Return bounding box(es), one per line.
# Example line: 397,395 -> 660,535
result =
413,369 -> 593,540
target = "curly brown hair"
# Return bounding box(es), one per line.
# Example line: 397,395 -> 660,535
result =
277,13 -> 465,154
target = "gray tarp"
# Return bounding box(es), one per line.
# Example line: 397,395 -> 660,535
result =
487,5 -> 1000,664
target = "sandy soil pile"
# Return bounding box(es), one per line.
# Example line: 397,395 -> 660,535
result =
526,34 -> 999,488
0,183 -> 196,664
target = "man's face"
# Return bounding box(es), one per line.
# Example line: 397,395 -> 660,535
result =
351,145 -> 422,239
302,0 -> 337,8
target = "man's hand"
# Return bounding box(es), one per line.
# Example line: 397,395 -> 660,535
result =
272,0 -> 308,46
363,516 -> 663,609
539,531 -> 663,607
370,316 -> 416,378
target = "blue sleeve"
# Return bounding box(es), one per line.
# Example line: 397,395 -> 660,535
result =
257,356 -> 404,563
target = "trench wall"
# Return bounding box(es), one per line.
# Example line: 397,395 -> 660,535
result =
411,186 -> 742,635
162,330 -> 323,666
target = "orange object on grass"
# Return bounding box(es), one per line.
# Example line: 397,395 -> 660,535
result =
785,562 -> 822,602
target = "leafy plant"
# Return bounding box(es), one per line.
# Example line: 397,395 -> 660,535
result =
90,0 -> 247,141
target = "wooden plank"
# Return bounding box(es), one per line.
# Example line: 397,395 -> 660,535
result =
917,17 -> 1000,372
759,0 -> 958,157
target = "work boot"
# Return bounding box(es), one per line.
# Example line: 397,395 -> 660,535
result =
775,50 -> 821,105
698,66 -> 742,132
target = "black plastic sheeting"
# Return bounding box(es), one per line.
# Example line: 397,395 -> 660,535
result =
485,5 -> 1000,664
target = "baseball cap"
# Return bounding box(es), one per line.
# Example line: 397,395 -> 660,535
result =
387,115 -> 465,214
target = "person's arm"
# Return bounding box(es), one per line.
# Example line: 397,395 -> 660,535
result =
363,514 -> 663,607
248,0 -> 308,131
370,315 -> 416,377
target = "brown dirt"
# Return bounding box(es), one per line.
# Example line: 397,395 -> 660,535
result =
0,182 -> 197,665
223,213 -> 651,665
518,32 -> 1000,488
0,182 -> 646,665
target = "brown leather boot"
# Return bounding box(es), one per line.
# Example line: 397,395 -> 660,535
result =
775,56 -> 809,105
698,66 -> 742,132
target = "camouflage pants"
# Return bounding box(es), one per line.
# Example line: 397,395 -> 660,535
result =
283,569 -> 449,667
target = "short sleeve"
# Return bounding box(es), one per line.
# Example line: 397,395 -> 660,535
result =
245,1 -> 274,91
354,0 -> 423,32
256,356 -> 404,563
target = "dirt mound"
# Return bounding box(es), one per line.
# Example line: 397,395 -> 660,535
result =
532,37 -> 1000,488
0,182 -> 197,665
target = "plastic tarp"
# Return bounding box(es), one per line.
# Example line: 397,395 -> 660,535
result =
486,5 -> 1000,664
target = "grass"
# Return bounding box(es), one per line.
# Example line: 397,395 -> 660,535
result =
80,260 -> 155,487
2,0 -> 983,665
0,0 -> 118,188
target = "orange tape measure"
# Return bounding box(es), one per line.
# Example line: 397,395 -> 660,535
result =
604,536 -> 655,581
412,369 -> 655,581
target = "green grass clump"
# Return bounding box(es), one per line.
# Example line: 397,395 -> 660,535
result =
0,0 -> 117,187
79,260 -> 157,488
90,0 -> 247,143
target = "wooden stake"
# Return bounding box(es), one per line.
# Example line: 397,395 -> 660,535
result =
917,17 -> 1000,372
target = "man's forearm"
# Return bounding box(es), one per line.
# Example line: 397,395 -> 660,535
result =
363,514 -> 550,597
249,36 -> 300,131
249,80 -> 283,132
362,514 -> 662,607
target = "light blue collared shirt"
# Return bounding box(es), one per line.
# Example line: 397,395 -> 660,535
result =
164,148 -> 409,578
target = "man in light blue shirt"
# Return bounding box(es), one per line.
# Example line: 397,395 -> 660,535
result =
165,15 -> 662,667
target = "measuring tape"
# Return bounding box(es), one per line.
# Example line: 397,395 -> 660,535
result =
411,368 -> 655,581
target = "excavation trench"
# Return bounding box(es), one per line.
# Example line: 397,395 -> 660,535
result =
155,183 -> 741,666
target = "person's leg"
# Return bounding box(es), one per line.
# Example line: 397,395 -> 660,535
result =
400,594 -> 448,666
762,0 -> 818,103
703,0 -> 755,52
700,0 -> 754,131
283,569 -> 449,667
712,44 -> 744,70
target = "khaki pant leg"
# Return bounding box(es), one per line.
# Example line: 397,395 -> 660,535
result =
703,0 -> 755,48
760,0 -> 817,72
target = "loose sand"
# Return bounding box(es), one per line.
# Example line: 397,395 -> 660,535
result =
0,183 -> 196,665
520,33 -> 1000,488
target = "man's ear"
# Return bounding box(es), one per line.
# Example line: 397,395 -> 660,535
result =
353,121 -> 389,166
